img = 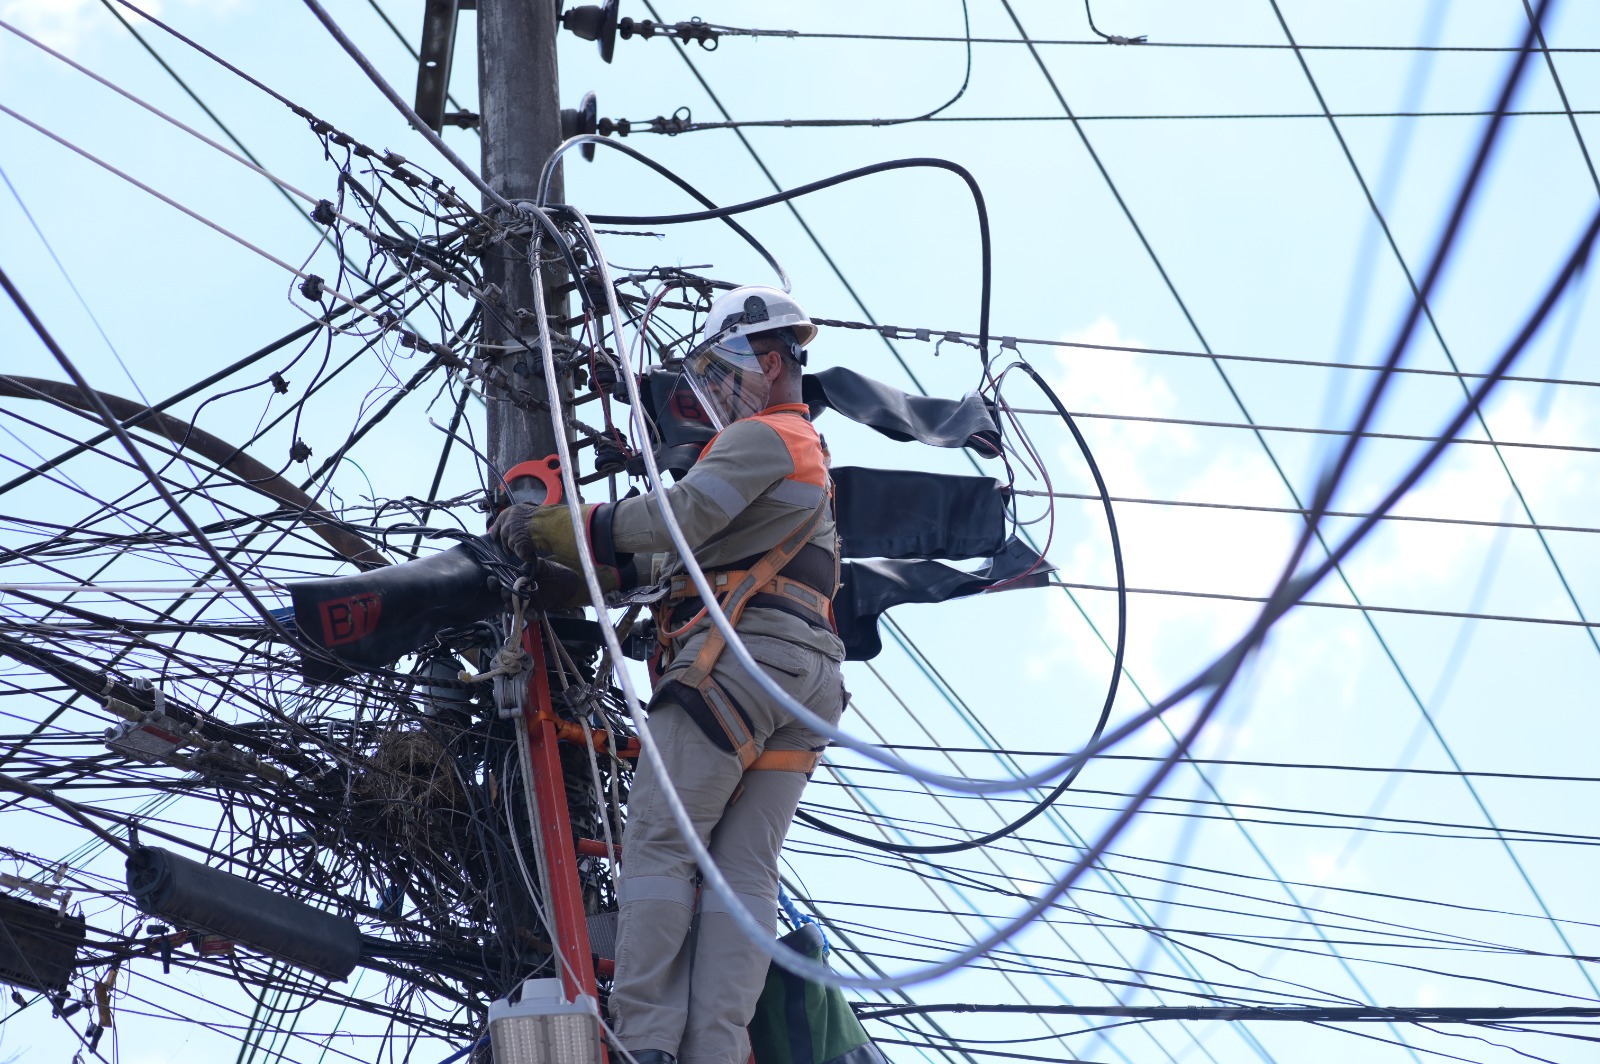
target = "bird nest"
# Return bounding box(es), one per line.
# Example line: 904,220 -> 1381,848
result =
352,728 -> 466,848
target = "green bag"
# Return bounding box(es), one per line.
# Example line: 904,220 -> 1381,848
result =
749,923 -> 888,1064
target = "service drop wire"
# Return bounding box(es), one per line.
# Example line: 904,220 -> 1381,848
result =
794,357 -> 1126,854
0,15 -> 410,254
299,0 -> 514,215
0,270 -> 410,501
569,150 -> 993,364
0,266 -> 304,654
538,134 -> 790,292
530,206 -> 1222,992
542,180 -> 1599,990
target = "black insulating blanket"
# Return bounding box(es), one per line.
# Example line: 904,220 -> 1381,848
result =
832,466 -> 1005,560
289,538 -> 504,683
633,365 -> 1004,477
804,366 -> 1001,457
835,536 -> 1055,660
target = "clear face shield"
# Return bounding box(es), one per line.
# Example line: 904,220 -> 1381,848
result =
681,332 -> 774,430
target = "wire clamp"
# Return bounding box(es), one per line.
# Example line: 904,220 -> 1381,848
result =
649,107 -> 693,135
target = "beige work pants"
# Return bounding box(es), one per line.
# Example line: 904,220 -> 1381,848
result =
611,632 -> 844,1064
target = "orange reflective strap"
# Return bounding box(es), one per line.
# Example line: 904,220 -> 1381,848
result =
747,749 -> 823,774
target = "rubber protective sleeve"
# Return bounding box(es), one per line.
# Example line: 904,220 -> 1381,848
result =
589,502 -> 639,590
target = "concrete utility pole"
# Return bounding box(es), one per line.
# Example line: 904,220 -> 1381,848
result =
477,0 -> 571,483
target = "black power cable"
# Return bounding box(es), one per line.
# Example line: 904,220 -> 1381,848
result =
582,157 -> 993,363
540,134 -> 790,290
795,361 -> 1124,854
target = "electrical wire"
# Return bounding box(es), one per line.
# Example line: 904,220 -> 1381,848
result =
581,156 -> 992,362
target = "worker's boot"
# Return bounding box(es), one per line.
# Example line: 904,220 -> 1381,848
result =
626,1052 -> 676,1064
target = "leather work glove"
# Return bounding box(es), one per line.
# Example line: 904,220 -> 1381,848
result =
525,502 -> 593,569
494,502 -> 544,565
494,503 -> 618,595
495,502 -> 591,566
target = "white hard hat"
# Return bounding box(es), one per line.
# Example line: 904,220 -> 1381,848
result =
701,285 -> 817,352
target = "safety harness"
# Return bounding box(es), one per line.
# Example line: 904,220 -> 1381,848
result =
652,490 -> 838,776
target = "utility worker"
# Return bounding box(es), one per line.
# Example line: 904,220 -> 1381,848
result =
495,285 -> 845,1064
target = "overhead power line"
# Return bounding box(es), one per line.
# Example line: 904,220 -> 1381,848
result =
609,107 -> 1600,135
855,1002 -> 1600,1022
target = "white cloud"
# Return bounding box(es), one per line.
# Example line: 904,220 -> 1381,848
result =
1016,315 -> 1600,768
1041,315 -> 1195,500
1026,317 -> 1302,693
0,0 -> 144,53
1338,386 -> 1600,603
0,0 -> 235,56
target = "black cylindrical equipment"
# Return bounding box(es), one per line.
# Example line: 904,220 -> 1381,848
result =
126,847 -> 362,981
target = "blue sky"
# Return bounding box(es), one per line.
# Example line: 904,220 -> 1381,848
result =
4,2 -> 1600,1062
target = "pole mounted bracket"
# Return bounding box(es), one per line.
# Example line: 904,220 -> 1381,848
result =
415,0 -> 462,134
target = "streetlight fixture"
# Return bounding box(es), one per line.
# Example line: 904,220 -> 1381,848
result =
489,977 -> 605,1064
